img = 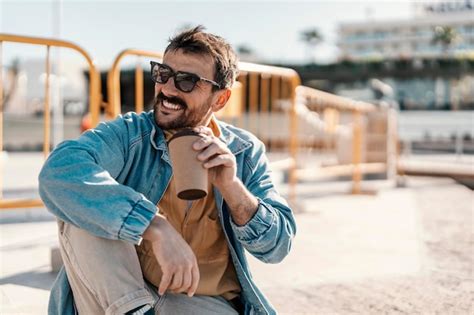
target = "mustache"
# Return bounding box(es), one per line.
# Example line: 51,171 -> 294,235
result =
155,92 -> 187,109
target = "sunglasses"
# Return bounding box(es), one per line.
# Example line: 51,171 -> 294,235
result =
150,61 -> 221,93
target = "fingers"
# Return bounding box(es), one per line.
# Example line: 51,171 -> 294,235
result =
188,263 -> 200,297
192,134 -> 235,173
171,265 -> 192,294
192,134 -> 217,151
203,154 -> 235,169
178,266 -> 192,295
159,259 -> 199,296
196,142 -> 226,161
158,272 -> 172,296
193,126 -> 213,136
168,268 -> 183,292
151,219 -> 201,297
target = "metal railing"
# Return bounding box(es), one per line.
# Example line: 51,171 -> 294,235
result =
0,33 -> 101,209
230,62 -> 301,201
0,38 -> 393,210
295,86 -> 397,194
0,36 -> 460,211
106,49 -> 163,119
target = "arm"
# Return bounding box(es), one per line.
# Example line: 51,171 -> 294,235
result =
41,114 -> 201,296
228,143 -> 296,263
38,115 -> 156,244
219,178 -> 258,226
193,127 -> 296,264
142,214 -> 199,297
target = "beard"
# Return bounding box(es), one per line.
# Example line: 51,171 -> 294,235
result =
153,92 -> 212,130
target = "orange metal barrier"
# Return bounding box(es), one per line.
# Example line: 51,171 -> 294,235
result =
0,33 -> 101,209
295,86 -> 396,194
231,62 -> 301,201
106,49 -> 163,119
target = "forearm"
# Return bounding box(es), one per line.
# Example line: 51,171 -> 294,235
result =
219,178 -> 258,226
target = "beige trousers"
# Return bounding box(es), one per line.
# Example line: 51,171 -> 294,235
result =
57,221 -> 238,315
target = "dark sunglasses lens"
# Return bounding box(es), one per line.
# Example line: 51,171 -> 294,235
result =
176,74 -> 197,92
151,64 -> 171,83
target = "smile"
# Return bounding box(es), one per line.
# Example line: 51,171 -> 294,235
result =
162,100 -> 184,111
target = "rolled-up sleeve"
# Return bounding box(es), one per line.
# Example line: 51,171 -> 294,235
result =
230,199 -> 275,243
118,197 -> 157,244
39,114 -> 157,245
230,141 -> 296,263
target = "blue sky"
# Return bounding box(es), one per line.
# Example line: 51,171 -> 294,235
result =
0,0 -> 414,67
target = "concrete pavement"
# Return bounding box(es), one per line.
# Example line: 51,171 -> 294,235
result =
1,185 -> 424,313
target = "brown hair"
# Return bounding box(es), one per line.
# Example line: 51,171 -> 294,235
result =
165,25 -> 239,90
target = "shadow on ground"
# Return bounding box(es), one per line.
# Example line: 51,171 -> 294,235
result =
0,269 -> 58,291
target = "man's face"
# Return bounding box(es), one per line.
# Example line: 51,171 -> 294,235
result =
153,49 -> 217,130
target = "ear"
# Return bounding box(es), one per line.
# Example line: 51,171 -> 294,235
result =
211,88 -> 232,112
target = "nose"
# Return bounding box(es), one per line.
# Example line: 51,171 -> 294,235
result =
155,79 -> 179,98
158,76 -> 180,96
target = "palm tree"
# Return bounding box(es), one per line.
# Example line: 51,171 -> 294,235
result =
300,28 -> 323,63
237,44 -> 253,56
236,44 -> 256,61
431,26 -> 460,55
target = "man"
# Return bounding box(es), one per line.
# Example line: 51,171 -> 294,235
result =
39,26 -> 296,315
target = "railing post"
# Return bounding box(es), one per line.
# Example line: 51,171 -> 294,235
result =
0,33 -> 101,210
0,41 -> 3,199
249,73 -> 259,113
259,74 -> 270,141
106,61 -> 122,119
351,109 -> 362,194
107,49 -> 163,118
44,45 -> 51,159
237,72 -> 248,129
135,59 -> 144,113
289,76 -> 300,204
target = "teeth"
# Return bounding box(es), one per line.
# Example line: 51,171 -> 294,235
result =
162,100 -> 182,111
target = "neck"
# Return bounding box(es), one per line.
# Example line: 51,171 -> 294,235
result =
198,112 -> 214,127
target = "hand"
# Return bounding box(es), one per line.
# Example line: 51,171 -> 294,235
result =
192,126 -> 238,191
143,215 -> 199,296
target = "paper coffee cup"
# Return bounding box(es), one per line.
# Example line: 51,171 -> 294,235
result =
168,129 -> 208,200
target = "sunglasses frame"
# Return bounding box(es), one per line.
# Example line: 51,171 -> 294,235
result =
150,61 -> 221,93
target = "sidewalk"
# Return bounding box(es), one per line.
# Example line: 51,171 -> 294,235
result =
1,160 -> 472,314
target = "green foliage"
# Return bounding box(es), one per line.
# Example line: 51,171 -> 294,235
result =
300,28 -> 323,46
431,26 -> 461,52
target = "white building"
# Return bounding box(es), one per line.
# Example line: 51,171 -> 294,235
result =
338,0 -> 474,61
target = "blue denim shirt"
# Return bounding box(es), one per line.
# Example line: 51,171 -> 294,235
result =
39,111 -> 296,315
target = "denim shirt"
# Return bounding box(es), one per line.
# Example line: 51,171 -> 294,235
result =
39,111 -> 296,315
